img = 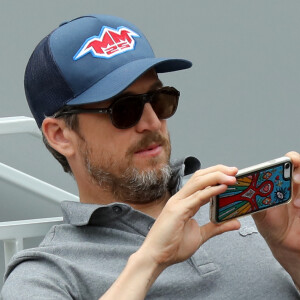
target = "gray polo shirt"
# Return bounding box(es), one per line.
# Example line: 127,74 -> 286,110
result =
1,158 -> 299,299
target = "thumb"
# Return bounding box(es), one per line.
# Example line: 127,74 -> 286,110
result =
200,219 -> 241,244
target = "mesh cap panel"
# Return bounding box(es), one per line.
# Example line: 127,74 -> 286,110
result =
24,35 -> 74,127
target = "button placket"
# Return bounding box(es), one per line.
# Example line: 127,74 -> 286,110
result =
190,247 -> 218,276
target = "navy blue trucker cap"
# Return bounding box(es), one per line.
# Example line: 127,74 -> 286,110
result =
24,15 -> 192,127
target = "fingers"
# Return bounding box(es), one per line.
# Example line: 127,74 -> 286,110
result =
143,165 -> 241,267
292,168 -> 300,208
166,165 -> 238,221
285,152 -> 300,208
192,165 -> 238,178
285,151 -> 300,168
179,184 -> 228,216
176,165 -> 238,199
294,169 -> 300,185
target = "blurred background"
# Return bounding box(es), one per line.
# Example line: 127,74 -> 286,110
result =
0,0 -> 299,286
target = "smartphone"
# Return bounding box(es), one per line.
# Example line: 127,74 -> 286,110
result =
210,157 -> 293,223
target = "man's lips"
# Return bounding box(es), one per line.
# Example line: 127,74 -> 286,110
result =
134,144 -> 163,157
126,132 -> 168,157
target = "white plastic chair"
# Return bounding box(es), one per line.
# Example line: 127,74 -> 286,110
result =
0,117 -> 79,269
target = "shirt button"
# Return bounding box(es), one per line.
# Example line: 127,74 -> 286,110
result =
148,222 -> 154,230
112,206 -> 123,214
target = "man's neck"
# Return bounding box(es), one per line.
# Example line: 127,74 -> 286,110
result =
128,191 -> 171,219
79,186 -> 171,219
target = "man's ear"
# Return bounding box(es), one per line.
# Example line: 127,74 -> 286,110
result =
42,117 -> 76,158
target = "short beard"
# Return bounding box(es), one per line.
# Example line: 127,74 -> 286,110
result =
86,163 -> 172,204
81,132 -> 172,204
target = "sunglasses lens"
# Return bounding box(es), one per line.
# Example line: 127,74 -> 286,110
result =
111,97 -> 144,129
151,90 -> 179,119
111,87 -> 179,129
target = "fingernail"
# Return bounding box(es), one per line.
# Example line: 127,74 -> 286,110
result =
294,198 -> 300,208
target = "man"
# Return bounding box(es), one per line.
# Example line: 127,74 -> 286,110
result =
2,15 -> 300,299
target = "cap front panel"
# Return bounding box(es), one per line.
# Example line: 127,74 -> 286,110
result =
50,15 -> 155,97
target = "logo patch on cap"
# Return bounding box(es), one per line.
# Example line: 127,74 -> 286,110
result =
73,26 -> 140,60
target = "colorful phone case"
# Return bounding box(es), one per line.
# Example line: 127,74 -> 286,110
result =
215,160 -> 292,222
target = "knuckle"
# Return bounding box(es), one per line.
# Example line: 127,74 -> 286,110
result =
216,164 -> 226,170
194,190 -> 202,198
215,171 -> 224,178
216,164 -> 225,168
193,169 -> 203,178
190,170 -> 204,185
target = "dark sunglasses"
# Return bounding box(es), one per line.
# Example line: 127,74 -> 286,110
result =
55,86 -> 180,129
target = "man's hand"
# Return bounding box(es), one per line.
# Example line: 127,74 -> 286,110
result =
139,165 -> 241,269
100,165 -> 241,300
253,151 -> 300,288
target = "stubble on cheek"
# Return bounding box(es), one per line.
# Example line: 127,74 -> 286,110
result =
78,131 -> 172,203
83,131 -> 171,179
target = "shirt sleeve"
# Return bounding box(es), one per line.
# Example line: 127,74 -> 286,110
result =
1,255 -> 79,300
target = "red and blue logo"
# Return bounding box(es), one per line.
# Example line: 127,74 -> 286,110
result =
73,26 -> 140,60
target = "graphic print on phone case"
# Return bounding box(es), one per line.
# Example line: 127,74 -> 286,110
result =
217,164 -> 292,221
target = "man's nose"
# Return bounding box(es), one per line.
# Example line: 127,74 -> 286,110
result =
135,103 -> 162,132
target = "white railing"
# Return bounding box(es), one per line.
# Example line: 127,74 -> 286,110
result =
0,161 -> 78,205
0,217 -> 63,268
0,117 -> 79,269
0,116 -> 41,137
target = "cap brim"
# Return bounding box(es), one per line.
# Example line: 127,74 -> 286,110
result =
67,57 -> 192,105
